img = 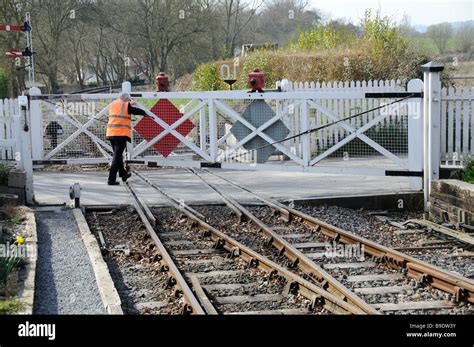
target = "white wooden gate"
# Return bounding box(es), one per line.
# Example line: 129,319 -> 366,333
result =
1,61 -> 468,209
27,80 -> 423,188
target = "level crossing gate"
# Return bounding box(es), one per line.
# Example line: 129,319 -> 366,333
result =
26,79 -> 423,186
10,63 -> 455,206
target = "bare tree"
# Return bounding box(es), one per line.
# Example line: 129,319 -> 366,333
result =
0,0 -> 30,96
455,23 -> 474,53
249,0 -> 319,45
427,22 -> 453,54
0,0 -> 332,94
29,0 -> 92,92
104,0 -> 208,80
218,0 -> 264,57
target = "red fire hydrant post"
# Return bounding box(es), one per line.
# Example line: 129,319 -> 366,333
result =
248,69 -> 265,93
156,72 -> 169,92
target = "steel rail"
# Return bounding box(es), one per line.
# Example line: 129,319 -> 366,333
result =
123,182 -> 206,315
403,219 -> 474,246
203,169 -> 474,303
131,171 -> 367,314
190,169 -> 378,314
133,171 -> 206,221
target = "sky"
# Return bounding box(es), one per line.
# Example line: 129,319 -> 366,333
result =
309,0 -> 474,26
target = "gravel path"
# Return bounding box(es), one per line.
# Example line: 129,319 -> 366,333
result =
33,209 -> 106,314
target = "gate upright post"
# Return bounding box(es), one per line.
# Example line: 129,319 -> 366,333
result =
29,87 -> 43,160
421,62 -> 444,211
300,100 -> 310,166
208,99 -> 217,162
407,79 -> 424,190
18,97 -> 34,204
122,82 -> 133,160
199,107 -> 207,152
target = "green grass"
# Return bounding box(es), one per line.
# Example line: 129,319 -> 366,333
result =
0,298 -> 22,314
0,68 -> 7,99
408,37 -> 458,56
408,37 -> 439,55
0,257 -> 21,288
10,216 -> 22,225
463,159 -> 474,184
0,164 -> 9,185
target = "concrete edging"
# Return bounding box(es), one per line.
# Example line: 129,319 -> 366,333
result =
72,208 -> 123,314
16,207 -> 37,315
283,192 -> 424,212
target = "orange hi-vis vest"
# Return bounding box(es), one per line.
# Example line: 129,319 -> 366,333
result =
106,99 -> 131,138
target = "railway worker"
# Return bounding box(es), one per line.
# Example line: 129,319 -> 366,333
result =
106,92 -> 147,185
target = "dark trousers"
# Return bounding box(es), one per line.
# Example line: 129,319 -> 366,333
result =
108,138 -> 128,182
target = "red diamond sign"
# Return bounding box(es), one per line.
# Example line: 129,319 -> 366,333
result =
134,99 -> 195,157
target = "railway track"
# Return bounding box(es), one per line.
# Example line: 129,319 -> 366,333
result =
133,170 -> 377,314
86,168 -> 474,315
287,204 -> 474,281
87,173 -> 367,315
168,168 -> 474,315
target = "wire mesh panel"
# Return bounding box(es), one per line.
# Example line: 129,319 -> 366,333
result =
41,98 -> 112,161
215,98 -> 297,165
31,84 -> 422,175
309,96 -> 412,170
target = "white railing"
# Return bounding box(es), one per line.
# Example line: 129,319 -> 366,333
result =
440,87 -> 474,167
0,98 -> 20,161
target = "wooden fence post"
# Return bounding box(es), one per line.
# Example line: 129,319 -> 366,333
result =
407,79 -> 424,190
422,61 -> 444,211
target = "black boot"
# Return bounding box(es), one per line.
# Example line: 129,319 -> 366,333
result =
122,172 -> 132,182
107,181 -> 120,186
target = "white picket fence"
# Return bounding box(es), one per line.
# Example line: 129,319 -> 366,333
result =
440,87 -> 474,166
282,79 -> 406,92
0,98 -> 20,161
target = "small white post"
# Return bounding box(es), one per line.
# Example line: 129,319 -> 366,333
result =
18,98 -> 34,204
122,82 -> 133,158
300,100 -> 310,166
421,62 -> 444,211
13,112 -> 23,170
199,107 -> 207,152
208,99 -> 217,162
407,79 -> 424,190
28,87 -> 43,160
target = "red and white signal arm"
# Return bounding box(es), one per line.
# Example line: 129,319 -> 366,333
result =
0,25 -> 23,32
5,49 -> 23,58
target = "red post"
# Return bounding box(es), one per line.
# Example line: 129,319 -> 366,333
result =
156,72 -> 169,92
248,69 -> 265,93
